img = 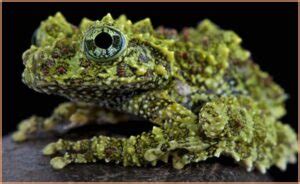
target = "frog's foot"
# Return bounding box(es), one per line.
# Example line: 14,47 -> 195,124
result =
43,136 -> 123,169
12,116 -> 44,142
12,102 -> 87,142
50,152 -> 96,170
43,138 -> 97,169
12,102 -> 130,142
43,138 -> 91,156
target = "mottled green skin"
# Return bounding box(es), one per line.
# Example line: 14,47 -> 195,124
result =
13,12 -> 297,173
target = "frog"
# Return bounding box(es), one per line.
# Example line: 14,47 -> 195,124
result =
12,12 -> 297,173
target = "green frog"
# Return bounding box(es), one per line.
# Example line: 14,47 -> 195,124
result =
13,12 -> 297,173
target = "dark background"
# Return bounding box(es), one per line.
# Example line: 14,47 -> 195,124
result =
3,3 -> 298,181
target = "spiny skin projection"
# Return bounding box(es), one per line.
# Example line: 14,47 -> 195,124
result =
13,12 -> 297,173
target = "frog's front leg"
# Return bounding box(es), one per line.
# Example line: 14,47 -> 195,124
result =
120,91 -> 198,128
12,102 -> 129,142
44,127 -> 205,170
44,91 -> 203,169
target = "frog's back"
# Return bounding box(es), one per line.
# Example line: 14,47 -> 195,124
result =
157,20 -> 286,117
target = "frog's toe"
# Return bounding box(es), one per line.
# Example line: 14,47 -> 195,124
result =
43,143 -> 58,155
50,152 -> 96,169
12,116 -> 45,142
43,138 -> 92,156
12,131 -> 27,142
50,156 -> 71,170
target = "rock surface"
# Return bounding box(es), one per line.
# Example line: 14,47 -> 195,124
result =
3,123 -> 273,182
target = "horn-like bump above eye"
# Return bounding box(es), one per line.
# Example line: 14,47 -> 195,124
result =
83,26 -> 126,62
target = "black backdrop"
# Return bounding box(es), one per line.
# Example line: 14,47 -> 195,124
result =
3,3 -> 298,181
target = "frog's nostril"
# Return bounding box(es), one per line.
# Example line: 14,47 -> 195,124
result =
22,50 -> 32,66
95,32 -> 113,49
22,59 -> 27,66
31,28 -> 39,46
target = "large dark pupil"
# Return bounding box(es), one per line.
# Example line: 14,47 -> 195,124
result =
95,32 -> 113,49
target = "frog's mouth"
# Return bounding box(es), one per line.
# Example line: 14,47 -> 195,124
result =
22,56 -> 170,103
23,71 -> 156,102
22,64 -> 166,104
22,67 -> 58,95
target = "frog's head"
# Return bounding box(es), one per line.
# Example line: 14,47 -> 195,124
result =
22,13 -> 175,103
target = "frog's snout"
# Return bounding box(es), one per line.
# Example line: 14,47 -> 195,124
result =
22,67 -> 35,88
21,48 -> 42,88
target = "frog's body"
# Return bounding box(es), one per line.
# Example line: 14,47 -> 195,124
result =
13,13 -> 297,173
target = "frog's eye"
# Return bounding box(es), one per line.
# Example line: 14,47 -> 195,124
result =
83,26 -> 126,62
